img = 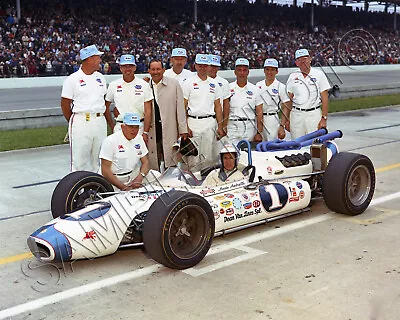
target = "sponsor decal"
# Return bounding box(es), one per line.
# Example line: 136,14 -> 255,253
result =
220,200 -> 232,208
289,187 -> 300,203
214,195 -> 225,200
241,193 -> 250,201
232,198 -> 242,209
296,182 -> 303,189
224,215 -> 235,222
201,188 -> 215,196
243,202 -> 252,210
224,193 -> 234,198
219,208 -> 225,214
214,211 -> 220,220
249,192 -> 257,197
118,145 -> 125,152
135,84 -> 142,89
272,88 -> 279,94
267,166 -> 273,175
253,200 -> 260,208
226,208 -> 234,216
299,190 -> 305,199
135,144 -> 141,149
212,203 -> 219,209
82,230 -> 96,240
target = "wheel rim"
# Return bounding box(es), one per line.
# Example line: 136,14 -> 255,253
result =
347,164 -> 371,206
70,181 -> 109,211
168,205 -> 209,260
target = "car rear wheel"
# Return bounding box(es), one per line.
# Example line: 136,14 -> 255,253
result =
51,171 -> 114,218
323,152 -> 375,215
143,190 -> 215,269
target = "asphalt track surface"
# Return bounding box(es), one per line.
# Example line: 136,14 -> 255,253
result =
0,106 -> 400,319
1,69 -> 400,112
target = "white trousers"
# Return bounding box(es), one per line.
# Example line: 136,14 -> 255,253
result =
69,113 -> 107,173
226,120 -> 256,146
187,117 -> 217,171
290,108 -> 322,140
262,114 -> 280,141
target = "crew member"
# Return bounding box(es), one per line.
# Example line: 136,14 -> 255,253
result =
99,113 -> 150,191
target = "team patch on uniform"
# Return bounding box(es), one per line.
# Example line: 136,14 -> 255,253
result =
218,82 -> 223,87
96,78 -> 102,83
137,151 -> 142,156
79,79 -> 86,86
117,85 -> 122,92
272,88 -> 279,94
310,78 -> 317,82
118,145 -> 125,152
135,144 -> 141,149
246,91 -> 253,96
296,182 -> 303,189
135,85 -> 142,89
209,83 -> 215,88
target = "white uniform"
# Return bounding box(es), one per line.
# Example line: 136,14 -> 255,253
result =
256,79 -> 290,141
203,169 -> 245,187
227,81 -> 259,146
61,68 -> 107,172
106,77 -> 153,132
183,75 -> 222,170
164,68 -> 193,89
99,130 -> 148,186
286,67 -> 331,139
213,75 -> 231,154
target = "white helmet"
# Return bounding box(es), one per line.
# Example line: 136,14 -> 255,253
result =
220,144 -> 239,166
220,144 -> 238,155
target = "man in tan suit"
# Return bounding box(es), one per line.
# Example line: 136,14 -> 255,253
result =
147,59 -> 188,171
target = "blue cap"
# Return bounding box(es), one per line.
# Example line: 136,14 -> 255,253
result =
235,58 -> 249,67
171,48 -> 187,58
119,54 -> 136,65
208,54 -> 221,67
295,48 -> 310,59
79,45 -> 104,61
263,58 -> 279,68
123,113 -> 143,126
195,53 -> 209,65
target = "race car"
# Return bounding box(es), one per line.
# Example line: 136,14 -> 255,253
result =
27,128 -> 376,269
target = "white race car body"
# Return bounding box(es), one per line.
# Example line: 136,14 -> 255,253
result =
27,129 -> 375,269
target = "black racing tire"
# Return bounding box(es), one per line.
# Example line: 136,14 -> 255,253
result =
51,171 -> 114,219
143,190 -> 215,269
323,152 -> 375,215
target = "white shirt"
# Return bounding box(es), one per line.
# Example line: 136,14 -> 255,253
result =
164,68 -> 193,89
183,75 -> 222,116
256,79 -> 290,113
286,67 -> 331,110
106,77 -> 153,121
228,81 -> 259,119
99,130 -> 148,175
61,68 -> 106,113
213,75 -> 231,103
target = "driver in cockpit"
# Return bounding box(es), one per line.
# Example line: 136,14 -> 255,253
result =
203,144 -> 245,186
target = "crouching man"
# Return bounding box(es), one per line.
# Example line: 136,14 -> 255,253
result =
99,112 -> 150,191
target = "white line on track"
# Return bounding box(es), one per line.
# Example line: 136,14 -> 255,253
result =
1,191 -> 399,319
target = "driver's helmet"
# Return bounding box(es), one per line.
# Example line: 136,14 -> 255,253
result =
220,144 -> 239,167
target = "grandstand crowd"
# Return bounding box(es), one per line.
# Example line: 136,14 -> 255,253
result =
0,0 -> 399,78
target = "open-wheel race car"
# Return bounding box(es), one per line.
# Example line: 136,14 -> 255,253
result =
27,128 -> 376,269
